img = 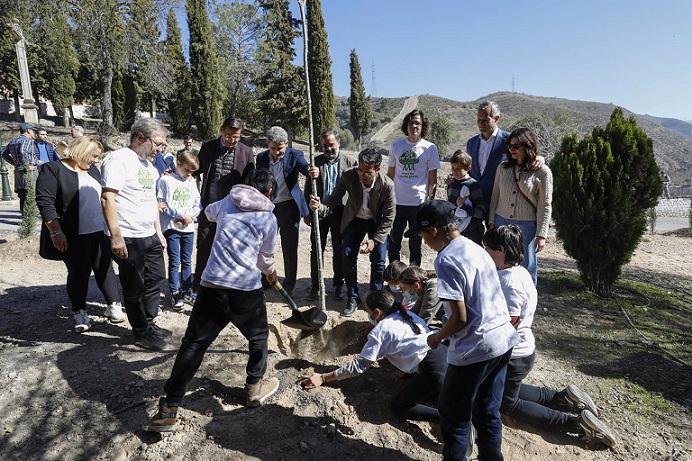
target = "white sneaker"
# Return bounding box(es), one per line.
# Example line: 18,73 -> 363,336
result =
74,310 -> 92,333
104,303 -> 126,323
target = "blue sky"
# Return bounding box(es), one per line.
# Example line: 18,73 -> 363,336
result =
174,0 -> 692,121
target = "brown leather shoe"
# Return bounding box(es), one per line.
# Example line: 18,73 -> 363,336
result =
142,398 -> 178,432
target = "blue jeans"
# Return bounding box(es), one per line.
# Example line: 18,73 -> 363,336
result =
438,350 -> 512,461
342,218 -> 387,301
388,205 -> 422,266
494,215 -> 537,284
165,230 -> 195,293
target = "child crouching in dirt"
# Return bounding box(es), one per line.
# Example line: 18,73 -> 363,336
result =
483,225 -> 617,448
143,169 -> 280,432
300,289 -> 447,423
398,265 -> 443,327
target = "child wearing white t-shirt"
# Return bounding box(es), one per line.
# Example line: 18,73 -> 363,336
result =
484,225 -> 616,448
157,152 -> 201,310
300,290 -> 447,423
418,200 -> 518,460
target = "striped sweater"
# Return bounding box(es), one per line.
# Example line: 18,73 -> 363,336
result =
489,162 -> 553,239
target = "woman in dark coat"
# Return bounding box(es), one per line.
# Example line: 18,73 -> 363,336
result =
36,137 -> 123,332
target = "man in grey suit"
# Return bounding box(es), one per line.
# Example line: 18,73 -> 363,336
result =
466,101 -> 510,217
309,148 -> 395,316
304,129 -> 357,300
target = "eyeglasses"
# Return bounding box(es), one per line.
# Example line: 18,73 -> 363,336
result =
149,138 -> 167,149
507,143 -> 523,151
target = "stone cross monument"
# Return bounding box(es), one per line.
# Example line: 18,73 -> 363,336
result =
9,20 -> 39,124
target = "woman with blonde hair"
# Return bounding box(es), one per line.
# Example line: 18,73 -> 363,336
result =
36,136 -> 124,332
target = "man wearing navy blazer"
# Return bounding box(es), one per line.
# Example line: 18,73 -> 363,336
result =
466,101 -> 509,220
256,126 -> 318,296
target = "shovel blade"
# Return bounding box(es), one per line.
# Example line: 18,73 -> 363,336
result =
281,307 -> 327,331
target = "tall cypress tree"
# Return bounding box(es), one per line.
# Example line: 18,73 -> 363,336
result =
552,108 -> 662,295
255,0 -> 307,137
166,9 -> 192,135
306,0 -> 335,144
349,49 -> 371,144
42,9 -> 79,120
187,0 -> 225,139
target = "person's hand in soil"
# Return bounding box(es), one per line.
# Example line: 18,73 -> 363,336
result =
301,373 -> 325,389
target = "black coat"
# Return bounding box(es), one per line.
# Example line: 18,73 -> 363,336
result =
35,161 -> 102,260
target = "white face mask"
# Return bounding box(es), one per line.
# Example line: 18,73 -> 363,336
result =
403,292 -> 418,306
369,317 -> 378,326
388,285 -> 401,293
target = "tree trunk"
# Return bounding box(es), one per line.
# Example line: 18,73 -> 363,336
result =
62,108 -> 70,128
12,90 -> 21,122
101,61 -> 114,131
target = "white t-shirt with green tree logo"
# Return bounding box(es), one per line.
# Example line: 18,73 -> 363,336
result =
388,138 -> 440,206
101,147 -> 160,238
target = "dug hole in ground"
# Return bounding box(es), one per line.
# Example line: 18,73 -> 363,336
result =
0,208 -> 690,460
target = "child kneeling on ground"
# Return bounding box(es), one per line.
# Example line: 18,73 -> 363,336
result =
301,289 -> 447,423
418,199 -> 519,460
144,169 -> 281,432
484,225 -> 617,448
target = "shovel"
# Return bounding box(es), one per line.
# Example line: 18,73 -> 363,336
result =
274,281 -> 327,331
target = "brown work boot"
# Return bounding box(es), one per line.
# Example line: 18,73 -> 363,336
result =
142,397 -> 179,432
246,377 -> 280,408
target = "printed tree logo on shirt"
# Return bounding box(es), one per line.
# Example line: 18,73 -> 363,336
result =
172,185 -> 192,209
399,150 -> 419,172
138,167 -> 155,190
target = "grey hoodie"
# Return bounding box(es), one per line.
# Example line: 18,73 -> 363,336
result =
200,185 -> 278,291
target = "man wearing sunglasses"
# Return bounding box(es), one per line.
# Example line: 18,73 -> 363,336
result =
101,117 -> 171,351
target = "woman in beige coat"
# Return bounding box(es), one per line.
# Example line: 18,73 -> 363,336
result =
489,128 -> 552,284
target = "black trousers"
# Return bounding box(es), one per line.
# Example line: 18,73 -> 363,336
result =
113,235 -> 165,336
390,343 -> 448,422
388,205 -> 422,266
309,207 -> 344,290
164,286 -> 269,407
273,200 -> 300,294
62,231 -> 121,312
193,211 -> 215,292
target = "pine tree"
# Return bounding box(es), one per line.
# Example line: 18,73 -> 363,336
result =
165,8 -> 192,135
187,0 -> 225,140
255,0 -> 307,137
349,49 -> 371,145
551,108 -> 662,296
306,0 -> 335,144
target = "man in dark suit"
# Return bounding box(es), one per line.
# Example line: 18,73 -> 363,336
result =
192,117 -> 255,298
466,101 -> 510,218
303,129 -> 357,300
310,148 -> 395,316
256,126 -> 318,296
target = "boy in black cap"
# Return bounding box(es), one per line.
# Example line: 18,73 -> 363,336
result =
416,199 -> 518,460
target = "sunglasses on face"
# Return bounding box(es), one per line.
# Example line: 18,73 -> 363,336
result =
507,143 -> 523,151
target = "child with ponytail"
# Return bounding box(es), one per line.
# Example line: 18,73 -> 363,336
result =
301,289 -> 447,422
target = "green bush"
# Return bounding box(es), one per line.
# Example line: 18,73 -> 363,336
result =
551,108 -> 662,296
18,166 -> 39,239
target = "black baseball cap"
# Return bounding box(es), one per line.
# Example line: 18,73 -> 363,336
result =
405,199 -> 456,237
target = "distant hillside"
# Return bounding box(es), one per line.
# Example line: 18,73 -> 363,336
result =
335,92 -> 692,184
641,115 -> 692,140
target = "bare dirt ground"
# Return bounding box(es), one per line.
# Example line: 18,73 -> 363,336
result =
1,218 -> 690,461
